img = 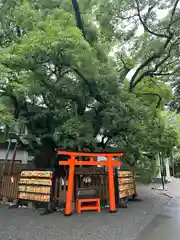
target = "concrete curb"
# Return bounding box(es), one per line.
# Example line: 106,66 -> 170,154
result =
162,193 -> 174,198
151,188 -> 175,199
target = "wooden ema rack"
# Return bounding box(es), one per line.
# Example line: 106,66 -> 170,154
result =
18,171 -> 53,203
118,171 -> 135,198
58,151 -> 123,215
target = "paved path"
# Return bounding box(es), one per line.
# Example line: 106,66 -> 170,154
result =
136,198 -> 180,240
135,178 -> 180,240
150,177 -> 180,198
0,185 -> 170,240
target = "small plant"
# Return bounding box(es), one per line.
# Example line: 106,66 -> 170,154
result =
175,172 -> 180,178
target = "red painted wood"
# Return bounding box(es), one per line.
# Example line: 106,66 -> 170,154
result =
59,160 -> 122,167
58,151 -> 123,215
76,198 -> 101,213
58,151 -> 124,157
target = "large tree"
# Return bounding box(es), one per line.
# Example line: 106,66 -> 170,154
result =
0,0 -> 179,172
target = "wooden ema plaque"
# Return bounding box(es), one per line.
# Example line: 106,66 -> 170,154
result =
118,171 -> 135,198
18,171 -> 53,202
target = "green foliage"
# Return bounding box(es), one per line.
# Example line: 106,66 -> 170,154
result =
175,171 -> 180,178
136,156 -> 158,184
0,0 -> 179,172
0,103 -> 13,125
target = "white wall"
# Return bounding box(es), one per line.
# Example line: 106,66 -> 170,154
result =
0,149 -> 33,164
156,155 -> 171,178
156,154 -> 161,178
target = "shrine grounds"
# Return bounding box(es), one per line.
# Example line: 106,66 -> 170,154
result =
0,183 -> 174,240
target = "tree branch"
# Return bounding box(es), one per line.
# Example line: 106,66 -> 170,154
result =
130,34 -> 174,91
149,70 -> 178,76
119,14 -> 138,20
129,53 -> 161,91
132,53 -> 171,89
86,105 -> 102,137
123,136 -> 136,166
0,0 -> 9,12
135,0 -> 169,38
140,92 -> 162,108
71,0 -> 88,41
171,17 -> 180,25
144,1 -> 159,24
73,68 -> 103,102
119,55 -> 132,80
160,58 -> 179,72
168,0 -> 180,31
2,91 -> 20,118
37,72 -> 86,116
41,94 -> 54,110
130,0 -> 178,91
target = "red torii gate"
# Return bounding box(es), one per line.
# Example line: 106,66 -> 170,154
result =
58,151 -> 124,215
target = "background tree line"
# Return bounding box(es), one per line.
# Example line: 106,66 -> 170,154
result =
0,0 -> 180,180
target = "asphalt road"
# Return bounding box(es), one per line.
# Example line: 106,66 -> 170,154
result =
136,197 -> 180,240
0,185 -> 170,240
134,178 -> 180,240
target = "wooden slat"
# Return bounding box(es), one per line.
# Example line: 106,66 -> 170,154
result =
118,178 -> 133,184
0,174 -> 20,200
119,183 -> 134,191
119,189 -> 134,198
118,171 -> 133,177
52,177 -> 67,207
118,170 -> 136,199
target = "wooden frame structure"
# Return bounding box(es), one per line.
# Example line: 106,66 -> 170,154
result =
58,151 -> 123,215
76,198 -> 101,213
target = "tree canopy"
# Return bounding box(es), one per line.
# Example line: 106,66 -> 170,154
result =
0,0 -> 179,171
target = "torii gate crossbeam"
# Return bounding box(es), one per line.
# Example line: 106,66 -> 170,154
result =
58,151 -> 124,215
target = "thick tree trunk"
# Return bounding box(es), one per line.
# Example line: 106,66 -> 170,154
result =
72,0 -> 86,40
33,137 -> 56,169
9,126 -> 22,175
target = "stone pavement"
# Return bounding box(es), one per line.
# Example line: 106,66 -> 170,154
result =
0,184 -> 170,240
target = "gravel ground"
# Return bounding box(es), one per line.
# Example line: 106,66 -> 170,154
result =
0,185 -> 170,240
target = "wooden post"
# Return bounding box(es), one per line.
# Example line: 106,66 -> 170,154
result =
9,125 -> 22,175
58,151 -> 124,215
1,139 -> 11,177
108,156 -> 116,212
64,156 -> 75,216
114,168 -> 120,208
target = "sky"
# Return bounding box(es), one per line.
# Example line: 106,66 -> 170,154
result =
109,5 -> 177,79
